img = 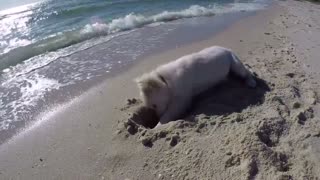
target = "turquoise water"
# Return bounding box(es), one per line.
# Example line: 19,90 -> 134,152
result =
0,0 -> 266,69
0,0 -> 267,141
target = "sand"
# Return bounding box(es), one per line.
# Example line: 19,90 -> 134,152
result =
1,0 -> 320,179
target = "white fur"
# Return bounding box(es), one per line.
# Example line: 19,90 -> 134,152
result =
135,46 -> 256,126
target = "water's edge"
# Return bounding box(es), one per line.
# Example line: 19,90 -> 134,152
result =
0,8 -> 265,144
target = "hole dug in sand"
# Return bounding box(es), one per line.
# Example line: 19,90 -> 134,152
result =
129,106 -> 159,129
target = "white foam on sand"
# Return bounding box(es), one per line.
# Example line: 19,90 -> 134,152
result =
0,74 -> 61,130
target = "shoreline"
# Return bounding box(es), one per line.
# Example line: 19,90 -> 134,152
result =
1,1 -> 320,179
0,8 -> 261,144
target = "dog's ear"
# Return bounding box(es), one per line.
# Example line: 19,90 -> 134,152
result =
135,73 -> 164,96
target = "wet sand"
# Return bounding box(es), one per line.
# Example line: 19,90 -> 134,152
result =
1,1 -> 320,179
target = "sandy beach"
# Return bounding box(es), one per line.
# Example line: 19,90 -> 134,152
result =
1,0 -> 320,179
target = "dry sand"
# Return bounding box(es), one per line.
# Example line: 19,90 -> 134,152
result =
1,1 -> 320,179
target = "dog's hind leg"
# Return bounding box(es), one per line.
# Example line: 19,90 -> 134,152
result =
230,52 -> 256,88
158,96 -> 190,125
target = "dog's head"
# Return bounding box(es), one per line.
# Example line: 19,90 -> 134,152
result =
135,72 -> 170,117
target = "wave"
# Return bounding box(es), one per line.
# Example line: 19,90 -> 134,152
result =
0,3 -> 265,71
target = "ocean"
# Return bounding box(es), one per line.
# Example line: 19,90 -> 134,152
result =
0,0 -> 267,142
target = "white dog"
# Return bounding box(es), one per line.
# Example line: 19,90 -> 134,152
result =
135,46 -> 256,126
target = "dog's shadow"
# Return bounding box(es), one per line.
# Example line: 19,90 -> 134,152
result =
185,76 -> 270,121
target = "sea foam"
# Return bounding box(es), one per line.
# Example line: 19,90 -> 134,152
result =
84,3 -> 265,35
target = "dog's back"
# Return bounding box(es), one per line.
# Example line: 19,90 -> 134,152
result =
156,46 -> 233,95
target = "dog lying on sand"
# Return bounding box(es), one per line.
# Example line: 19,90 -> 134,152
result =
135,46 -> 256,126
